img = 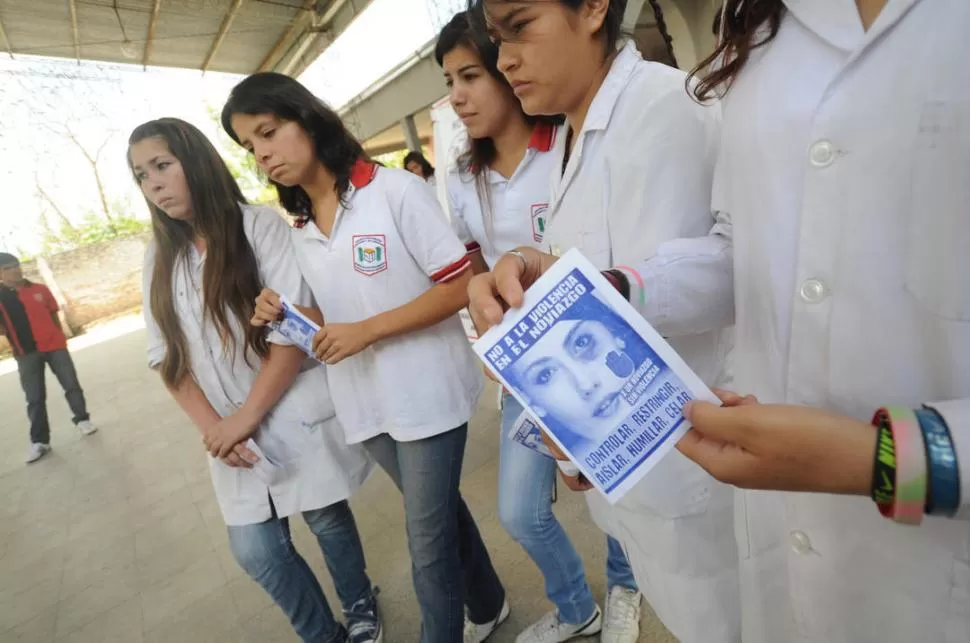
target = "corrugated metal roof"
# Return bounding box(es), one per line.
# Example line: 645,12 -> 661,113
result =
0,0 -> 368,75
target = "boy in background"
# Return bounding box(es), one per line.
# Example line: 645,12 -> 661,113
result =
0,253 -> 97,463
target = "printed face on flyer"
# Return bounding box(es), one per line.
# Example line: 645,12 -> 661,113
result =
478,258 -> 707,500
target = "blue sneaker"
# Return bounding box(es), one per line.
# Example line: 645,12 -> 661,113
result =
345,593 -> 382,643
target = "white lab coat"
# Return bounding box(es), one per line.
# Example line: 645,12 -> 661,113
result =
543,41 -> 740,643
712,1 -> 970,641
143,205 -> 372,526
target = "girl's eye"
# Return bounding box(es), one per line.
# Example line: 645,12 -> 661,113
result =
157,161 -> 170,170
262,128 -> 275,139
135,172 -> 147,182
445,78 -> 454,89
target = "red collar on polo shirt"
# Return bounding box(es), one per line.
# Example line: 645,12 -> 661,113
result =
293,159 -> 378,228
350,159 -> 378,189
466,123 -> 557,174
527,122 -> 557,152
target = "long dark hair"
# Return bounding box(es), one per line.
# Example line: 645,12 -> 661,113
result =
128,118 -> 268,388
436,10 -> 562,234
221,72 -> 368,220
689,0 -> 785,101
403,151 -> 435,179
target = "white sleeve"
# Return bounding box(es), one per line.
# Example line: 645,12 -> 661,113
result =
607,89 -> 734,337
446,176 -> 479,254
926,399 -> 970,520
247,206 -> 314,346
141,244 -> 167,370
393,177 -> 471,284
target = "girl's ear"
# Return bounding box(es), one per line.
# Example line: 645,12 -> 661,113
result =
580,0 -> 611,39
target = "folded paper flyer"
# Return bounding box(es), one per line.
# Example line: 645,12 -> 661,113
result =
270,294 -> 320,358
473,249 -> 718,503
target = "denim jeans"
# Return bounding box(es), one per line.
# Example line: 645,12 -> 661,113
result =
17,349 -> 89,444
498,394 -> 638,624
227,500 -> 373,643
364,424 -> 505,643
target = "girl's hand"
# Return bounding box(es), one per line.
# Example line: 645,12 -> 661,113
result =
539,428 -> 595,492
311,321 -> 378,365
467,247 -> 556,335
252,288 -> 283,327
677,393 -> 875,496
203,410 -> 260,459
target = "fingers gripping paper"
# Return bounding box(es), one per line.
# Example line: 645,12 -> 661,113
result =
473,249 -> 719,503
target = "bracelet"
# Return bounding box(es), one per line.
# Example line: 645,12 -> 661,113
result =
614,265 -> 646,311
874,407 -> 926,525
602,270 -> 631,302
870,417 -> 896,512
916,407 -> 961,517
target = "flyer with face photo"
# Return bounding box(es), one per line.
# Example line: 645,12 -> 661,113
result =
473,249 -> 719,504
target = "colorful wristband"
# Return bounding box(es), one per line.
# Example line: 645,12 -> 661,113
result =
874,407 -> 926,525
916,407 -> 961,517
870,418 -> 896,511
614,265 -> 646,312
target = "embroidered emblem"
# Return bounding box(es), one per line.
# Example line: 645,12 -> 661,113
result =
352,234 -> 388,276
531,203 -> 548,242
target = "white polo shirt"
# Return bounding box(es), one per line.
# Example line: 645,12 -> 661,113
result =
142,204 -> 372,526
542,42 -> 739,643
290,162 -> 483,444
447,123 -> 559,268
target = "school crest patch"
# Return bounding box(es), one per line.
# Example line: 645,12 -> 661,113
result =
531,203 -> 548,242
352,234 -> 387,276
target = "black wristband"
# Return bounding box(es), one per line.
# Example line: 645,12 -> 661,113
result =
870,415 -> 896,507
603,269 -> 631,302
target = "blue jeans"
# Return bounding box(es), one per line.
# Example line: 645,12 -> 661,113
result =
227,500 -> 373,643
498,394 -> 638,624
364,425 -> 505,643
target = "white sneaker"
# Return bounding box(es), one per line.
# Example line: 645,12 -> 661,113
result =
601,586 -> 642,643
515,607 -> 602,643
77,420 -> 98,436
464,600 -> 510,643
25,443 -> 51,464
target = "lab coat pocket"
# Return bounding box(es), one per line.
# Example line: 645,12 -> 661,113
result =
906,99 -> 970,321
623,449 -> 714,519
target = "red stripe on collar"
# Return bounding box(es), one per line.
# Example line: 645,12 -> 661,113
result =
350,159 -> 378,189
527,122 -> 557,152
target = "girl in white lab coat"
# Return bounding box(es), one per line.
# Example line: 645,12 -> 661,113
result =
436,11 -> 639,643
669,1 -> 970,642
467,1 -> 740,642
222,74 -> 508,643
129,118 -> 379,643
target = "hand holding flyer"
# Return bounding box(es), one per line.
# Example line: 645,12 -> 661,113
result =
473,249 -> 720,504
270,294 -> 320,358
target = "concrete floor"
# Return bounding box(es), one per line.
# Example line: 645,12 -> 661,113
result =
0,327 -> 675,643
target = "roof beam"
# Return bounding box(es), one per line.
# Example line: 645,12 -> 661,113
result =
279,0 -> 375,77
142,0 -> 162,69
67,0 -> 80,63
0,12 -> 13,59
257,0 -> 315,73
201,0 -> 243,72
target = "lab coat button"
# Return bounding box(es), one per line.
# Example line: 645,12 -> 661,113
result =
790,530 -> 813,555
799,279 -> 827,303
809,140 -> 836,167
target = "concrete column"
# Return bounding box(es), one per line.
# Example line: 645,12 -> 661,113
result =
401,114 -> 421,152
